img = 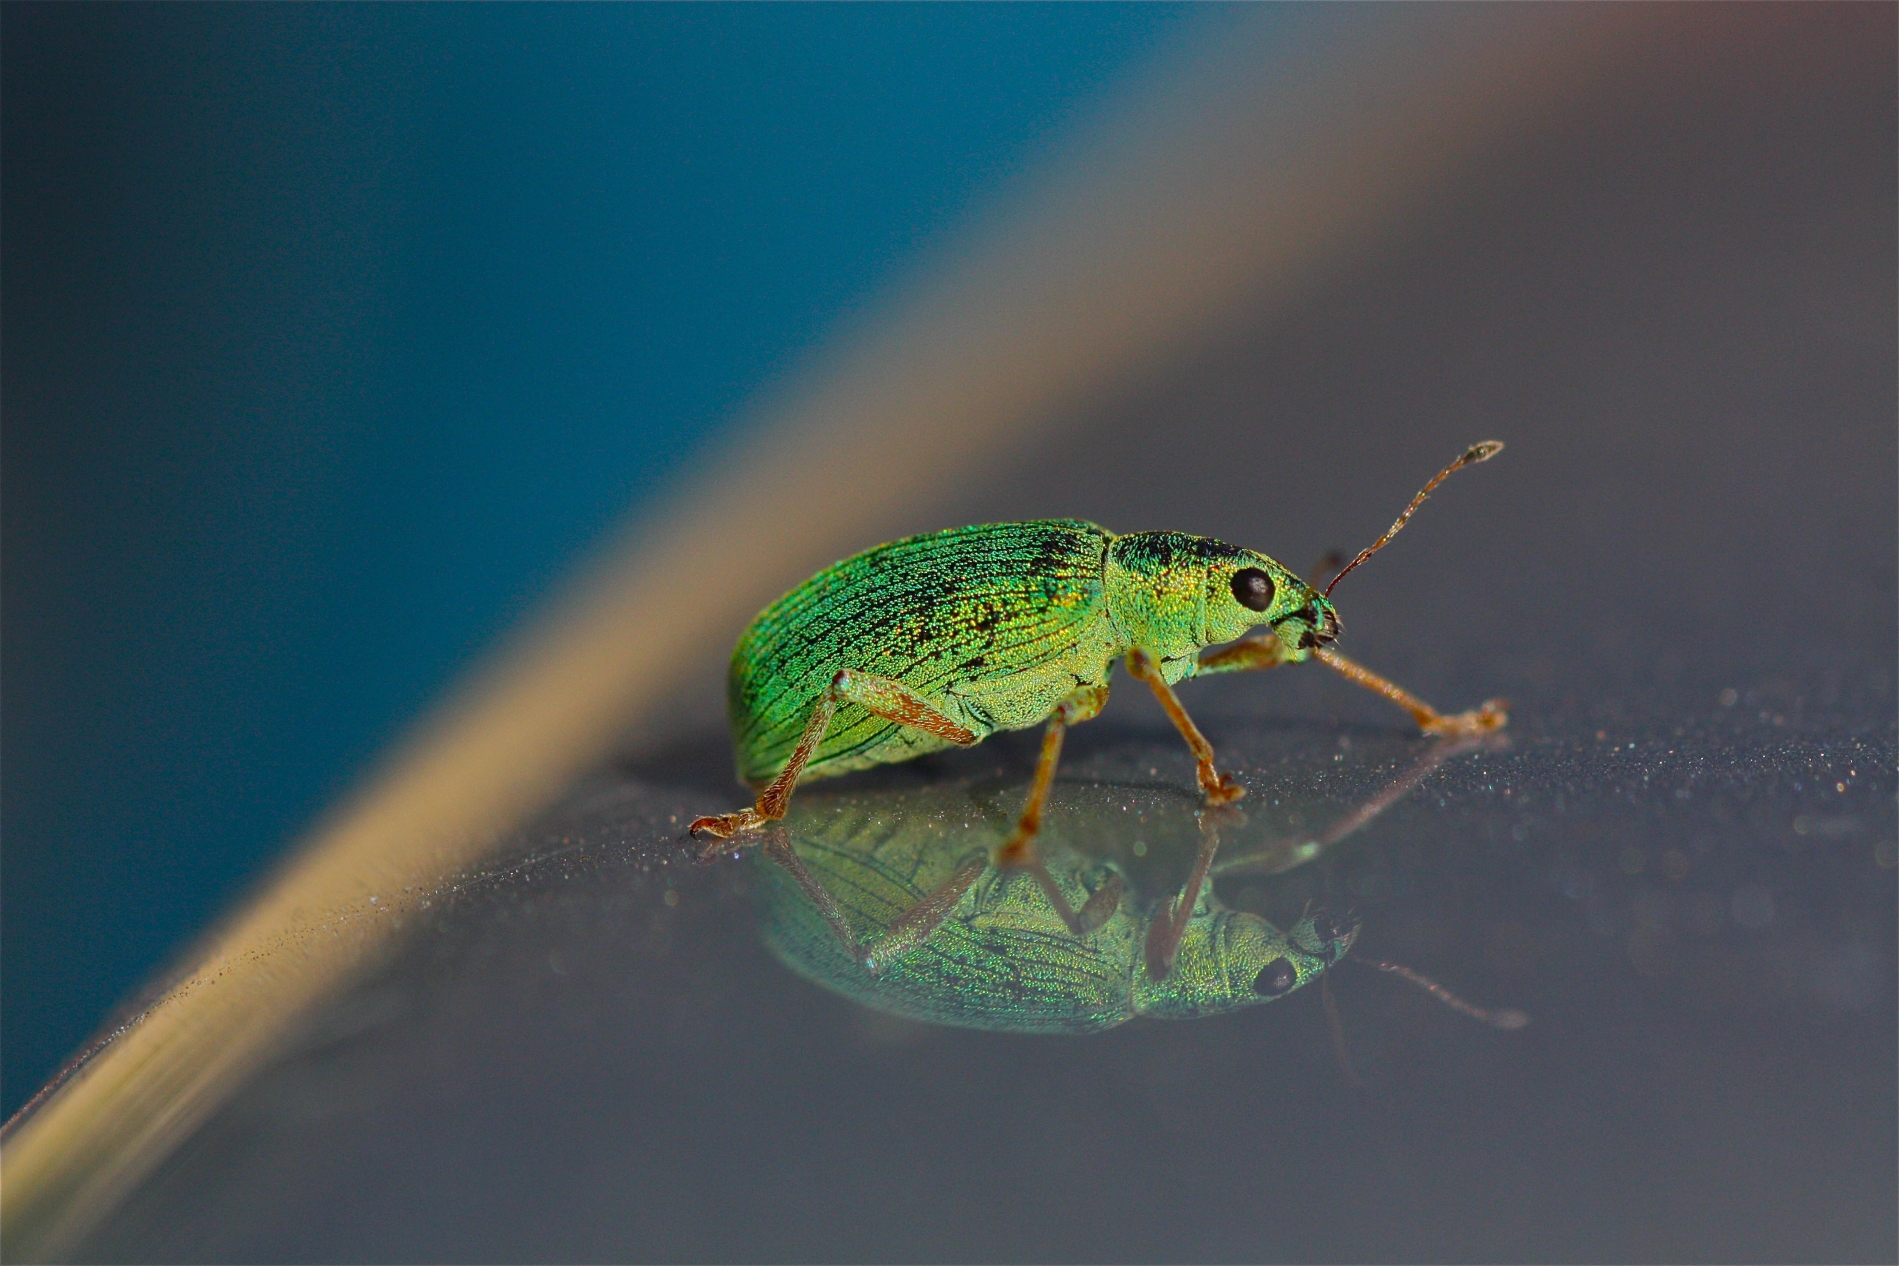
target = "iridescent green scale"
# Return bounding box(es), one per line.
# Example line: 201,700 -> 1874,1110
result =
694,444 -> 1508,885
730,520 -> 1115,785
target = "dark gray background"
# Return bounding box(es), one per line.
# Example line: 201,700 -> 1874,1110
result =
71,10 -> 1895,1263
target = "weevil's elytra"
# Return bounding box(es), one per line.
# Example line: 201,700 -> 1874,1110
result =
692,443 -> 1508,903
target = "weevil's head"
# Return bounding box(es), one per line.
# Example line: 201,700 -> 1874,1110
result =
1105,533 -> 1339,665
1131,905 -> 1360,1020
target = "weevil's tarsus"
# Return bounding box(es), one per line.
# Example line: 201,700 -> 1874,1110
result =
1325,440 -> 1505,598
1353,956 -> 1531,1030
1126,648 -> 1245,805
1315,647 -> 1508,737
691,668 -> 978,842
1143,807 -> 1234,981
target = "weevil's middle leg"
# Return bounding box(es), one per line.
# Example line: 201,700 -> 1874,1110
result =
690,669 -> 978,844
1126,648 -> 1245,806
1313,647 -> 1507,736
993,683 -> 1119,935
1195,630 -> 1298,677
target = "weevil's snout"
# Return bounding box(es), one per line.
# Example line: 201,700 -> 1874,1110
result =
1273,595 -> 1340,653
1293,906 -> 1361,963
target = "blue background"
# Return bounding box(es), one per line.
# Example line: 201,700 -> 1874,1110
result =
1,3 -> 1205,1116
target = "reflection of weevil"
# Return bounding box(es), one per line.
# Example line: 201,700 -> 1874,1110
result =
757,797 -> 1358,1033
696,444 -> 1508,930
754,736 -> 1526,1034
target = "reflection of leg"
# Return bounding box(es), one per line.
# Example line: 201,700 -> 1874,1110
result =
994,684 -> 1119,935
1143,807 -> 1235,981
1126,649 -> 1245,805
864,852 -> 987,972
760,831 -> 859,954
1314,648 -> 1507,736
762,832 -> 988,974
691,669 -> 977,842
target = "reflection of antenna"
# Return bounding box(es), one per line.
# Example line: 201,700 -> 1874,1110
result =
1351,956 -> 1530,1029
1213,730 -> 1504,878
1325,441 -> 1504,597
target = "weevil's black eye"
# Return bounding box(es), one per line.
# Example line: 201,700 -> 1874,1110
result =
1231,567 -> 1275,612
1253,957 -> 1298,997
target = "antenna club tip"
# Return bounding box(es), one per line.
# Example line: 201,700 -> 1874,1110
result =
1491,1008 -> 1531,1030
1465,440 -> 1505,463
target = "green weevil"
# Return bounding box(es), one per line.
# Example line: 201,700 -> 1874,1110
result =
693,442 -> 1507,927
751,733 -> 1522,1032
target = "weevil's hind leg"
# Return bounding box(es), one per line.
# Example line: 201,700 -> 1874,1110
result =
993,684 -> 1119,936
1313,647 -> 1507,737
1126,648 -> 1245,805
1142,806 -> 1236,981
690,669 -> 978,848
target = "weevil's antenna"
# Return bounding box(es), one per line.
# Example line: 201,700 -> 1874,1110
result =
1307,549 -> 1347,591
1349,956 -> 1530,1030
1324,441 -> 1504,597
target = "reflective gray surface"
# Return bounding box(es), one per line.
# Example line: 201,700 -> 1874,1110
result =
67,13 -> 1898,1262
83,702 -> 1895,1262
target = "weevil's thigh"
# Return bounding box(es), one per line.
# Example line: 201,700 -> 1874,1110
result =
752,672 -> 991,783
818,698 -> 986,776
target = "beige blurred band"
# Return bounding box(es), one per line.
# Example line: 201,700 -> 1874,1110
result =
1,7 -> 1658,1258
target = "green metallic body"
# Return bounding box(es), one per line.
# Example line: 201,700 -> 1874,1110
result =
756,800 -> 1353,1034
729,521 -> 1337,787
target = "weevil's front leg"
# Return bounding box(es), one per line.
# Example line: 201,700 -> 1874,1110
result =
1125,648 -> 1245,806
1195,630 -> 1298,677
993,683 -> 1121,936
1313,647 -> 1507,736
690,669 -> 977,844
